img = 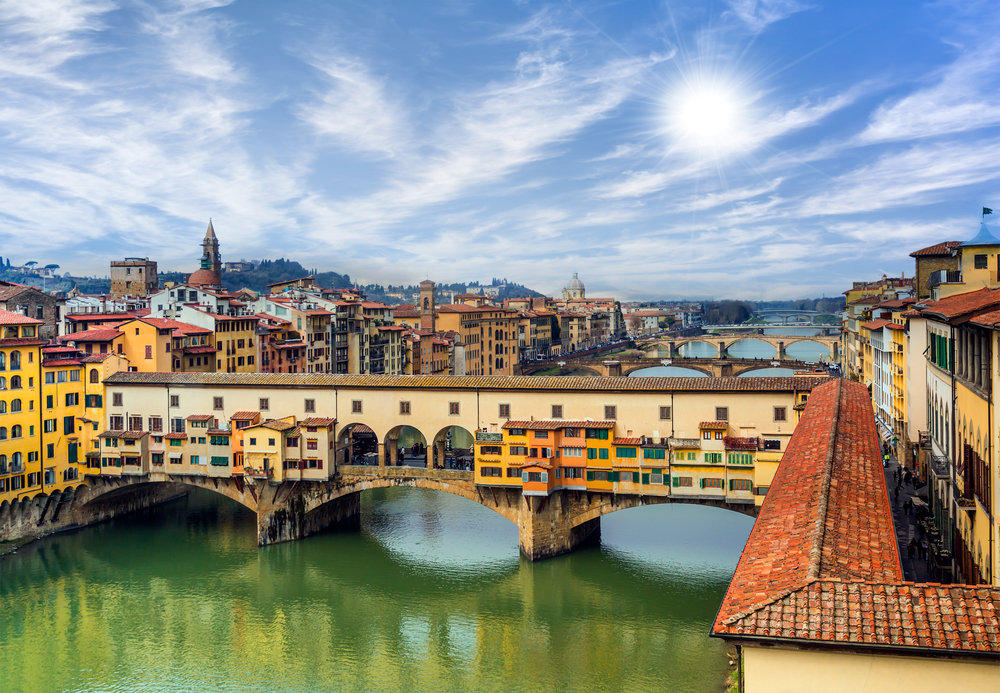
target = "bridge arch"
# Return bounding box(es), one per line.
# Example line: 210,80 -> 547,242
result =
338,422 -> 381,466
620,363 -> 713,377
722,336 -> 779,356
673,339 -> 721,357
564,492 -> 758,531
430,425 -> 476,470
781,337 -> 835,357
384,424 -> 428,467
74,476 -> 258,512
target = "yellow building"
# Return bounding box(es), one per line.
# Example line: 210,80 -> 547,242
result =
0,310 -> 44,503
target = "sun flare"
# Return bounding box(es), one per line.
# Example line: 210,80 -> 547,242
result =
668,82 -> 748,153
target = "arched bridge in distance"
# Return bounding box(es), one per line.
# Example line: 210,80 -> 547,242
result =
637,333 -> 840,359
517,356 -> 818,378
7,464 -> 758,562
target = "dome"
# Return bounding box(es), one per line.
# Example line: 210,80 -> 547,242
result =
567,272 -> 585,290
188,268 -> 221,286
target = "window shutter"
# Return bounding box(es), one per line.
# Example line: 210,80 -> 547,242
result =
586,470 -> 594,481
672,476 -> 680,487
68,443 -> 77,464
633,472 -> 640,483
664,475 -> 671,487
541,472 -> 548,483
610,471 -> 619,482
522,471 -> 528,482
642,473 -> 650,484
700,478 -> 706,488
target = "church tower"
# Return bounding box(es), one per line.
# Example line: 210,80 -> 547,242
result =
419,280 -> 436,331
201,219 -> 222,278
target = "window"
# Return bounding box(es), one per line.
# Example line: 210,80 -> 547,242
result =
400,401 -> 411,415
659,406 -> 671,420
763,439 -> 781,451
70,370 -> 80,382
249,438 -> 256,445
257,397 -> 270,412
563,447 -> 583,457
643,448 -> 666,460
109,415 -> 124,431
64,416 -> 75,434
479,466 -> 503,478
673,476 -> 693,487
534,431 -> 549,440
525,471 -> 544,482
563,428 -> 579,438
551,405 -> 563,418
149,416 -> 163,432
145,345 -> 153,359
10,375 -> 21,389
703,431 -> 711,440
508,428 -> 526,436
214,397 -> 224,410
307,440 -> 318,450
65,393 -> 79,406
43,418 -> 56,433
728,453 -> 754,465
129,416 -> 142,431
90,369 -> 99,383
449,402 -> 460,415
715,431 -> 724,440
701,477 -> 725,489
46,394 -> 53,409
304,399 -> 315,413
715,407 -> 728,421
974,254 -> 988,269
479,445 -> 502,455
585,429 -> 609,440
604,406 -> 616,420
506,467 -> 521,477
10,399 -> 20,413
109,392 -> 123,407
705,452 -> 723,464
773,407 -> 787,422
730,479 -> 753,491
170,395 -> 179,408
352,400 -> 362,414
509,446 -> 528,455
499,404 -> 510,418
170,418 -> 185,434
268,438 -> 276,446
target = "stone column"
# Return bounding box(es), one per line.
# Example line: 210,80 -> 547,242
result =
378,443 -> 386,469
517,490 -> 601,561
432,440 -> 445,470
389,442 -> 399,466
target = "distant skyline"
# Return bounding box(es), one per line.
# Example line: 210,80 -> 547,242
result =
1,0 -> 998,300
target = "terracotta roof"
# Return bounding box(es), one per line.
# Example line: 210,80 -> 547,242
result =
876,299 -> 907,308
901,309 -> 921,318
41,358 -> 83,367
186,414 -> 215,421
0,337 -> 46,346
0,309 -> 44,326
349,424 -> 374,434
98,430 -> 123,438
164,432 -> 187,440
915,287 -> 1000,321
699,421 -> 728,430
60,328 -> 122,342
103,372 -> 830,393
713,380 -> 1000,655
502,420 -> 615,430
66,312 -> 144,322
208,429 -> 231,435
230,411 -> 259,420
861,319 -> 892,330
909,241 -> 960,257
848,296 -> 882,305
256,420 -> 297,432
970,309 -> 1000,328
120,431 -> 148,440
723,436 -> 760,451
886,323 -> 905,330
80,353 -> 115,363
181,345 -> 218,354
42,346 -> 79,353
300,417 -> 336,427
613,437 -> 641,445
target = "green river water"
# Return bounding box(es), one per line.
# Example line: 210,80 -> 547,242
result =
0,487 -> 753,693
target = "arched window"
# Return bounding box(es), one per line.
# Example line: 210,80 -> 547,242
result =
0,453 -> 6,467
0,376 -> 5,390
90,369 -> 99,384
11,425 -> 22,438
10,399 -> 21,413
9,351 -> 20,370
0,351 -> 5,370
0,427 -> 6,440
10,376 -> 21,389
0,400 -> 5,414
12,451 -> 21,465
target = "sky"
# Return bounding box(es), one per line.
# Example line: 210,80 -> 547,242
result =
1,0 -> 999,300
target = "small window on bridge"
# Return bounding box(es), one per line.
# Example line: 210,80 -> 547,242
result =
400,401 -> 411,415
449,402 -> 460,415
659,406 -> 671,420
774,407 -> 787,422
604,406 -> 616,420
715,407 -> 728,421
551,405 -> 563,419
499,404 -> 510,418
352,400 -> 362,414
304,399 -> 315,413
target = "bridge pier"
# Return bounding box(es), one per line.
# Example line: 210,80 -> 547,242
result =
778,341 -> 785,358
256,481 -> 360,546
668,341 -> 676,357
603,360 -> 622,377
718,341 -> 726,357
518,490 -> 601,561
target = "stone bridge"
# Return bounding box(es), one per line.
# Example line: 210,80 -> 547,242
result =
0,465 -> 757,561
640,333 -> 840,358
517,356 -> 816,378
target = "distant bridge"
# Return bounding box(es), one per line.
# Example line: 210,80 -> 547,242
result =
517,356 -> 818,378
752,310 -> 840,325
638,333 -> 840,359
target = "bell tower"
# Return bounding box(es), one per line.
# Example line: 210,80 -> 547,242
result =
419,280 -> 436,331
201,219 -> 222,278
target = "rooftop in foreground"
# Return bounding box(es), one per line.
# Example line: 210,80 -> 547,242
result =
712,379 -> 1000,656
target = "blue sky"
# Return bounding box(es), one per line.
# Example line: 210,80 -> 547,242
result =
1,0 -> 998,299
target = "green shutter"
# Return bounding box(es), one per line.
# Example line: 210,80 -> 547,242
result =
633,472 -> 640,483
68,443 -> 77,464
700,478 -> 705,488
599,449 -> 609,460
610,471 -> 619,482
672,476 -> 680,487
642,473 -> 650,484
586,471 -> 595,481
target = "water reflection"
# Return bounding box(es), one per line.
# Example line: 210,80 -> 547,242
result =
0,488 -> 751,693
629,366 -> 708,378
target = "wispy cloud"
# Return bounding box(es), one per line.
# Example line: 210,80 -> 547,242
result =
723,0 -> 811,31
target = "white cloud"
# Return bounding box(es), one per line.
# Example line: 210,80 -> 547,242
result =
723,0 -> 810,31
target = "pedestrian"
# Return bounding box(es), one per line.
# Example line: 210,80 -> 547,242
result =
919,540 -> 927,560
907,539 -> 916,559
894,486 -> 900,502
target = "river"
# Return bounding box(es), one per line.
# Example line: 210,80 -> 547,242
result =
0,487 -> 753,693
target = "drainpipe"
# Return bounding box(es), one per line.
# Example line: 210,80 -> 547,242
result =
949,324 -> 958,580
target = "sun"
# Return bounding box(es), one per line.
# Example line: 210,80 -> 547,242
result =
667,82 -> 748,153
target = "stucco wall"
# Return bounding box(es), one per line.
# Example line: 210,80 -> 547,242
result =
743,645 -> 999,693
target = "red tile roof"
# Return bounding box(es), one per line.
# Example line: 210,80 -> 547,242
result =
909,241 -> 960,257
723,436 -> 760,451
712,379 -> 1000,655
613,437 -> 641,445
41,358 -> 83,367
861,319 -> 892,330
915,287 -> 1000,321
970,309 -> 1000,328
186,414 -> 215,421
0,309 -> 44,326
230,411 -> 259,420
60,328 -> 122,342
181,345 -> 218,354
349,424 -> 374,434
502,420 -> 615,430
164,433 -> 188,440
300,417 -> 336,427
257,420 -> 296,431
